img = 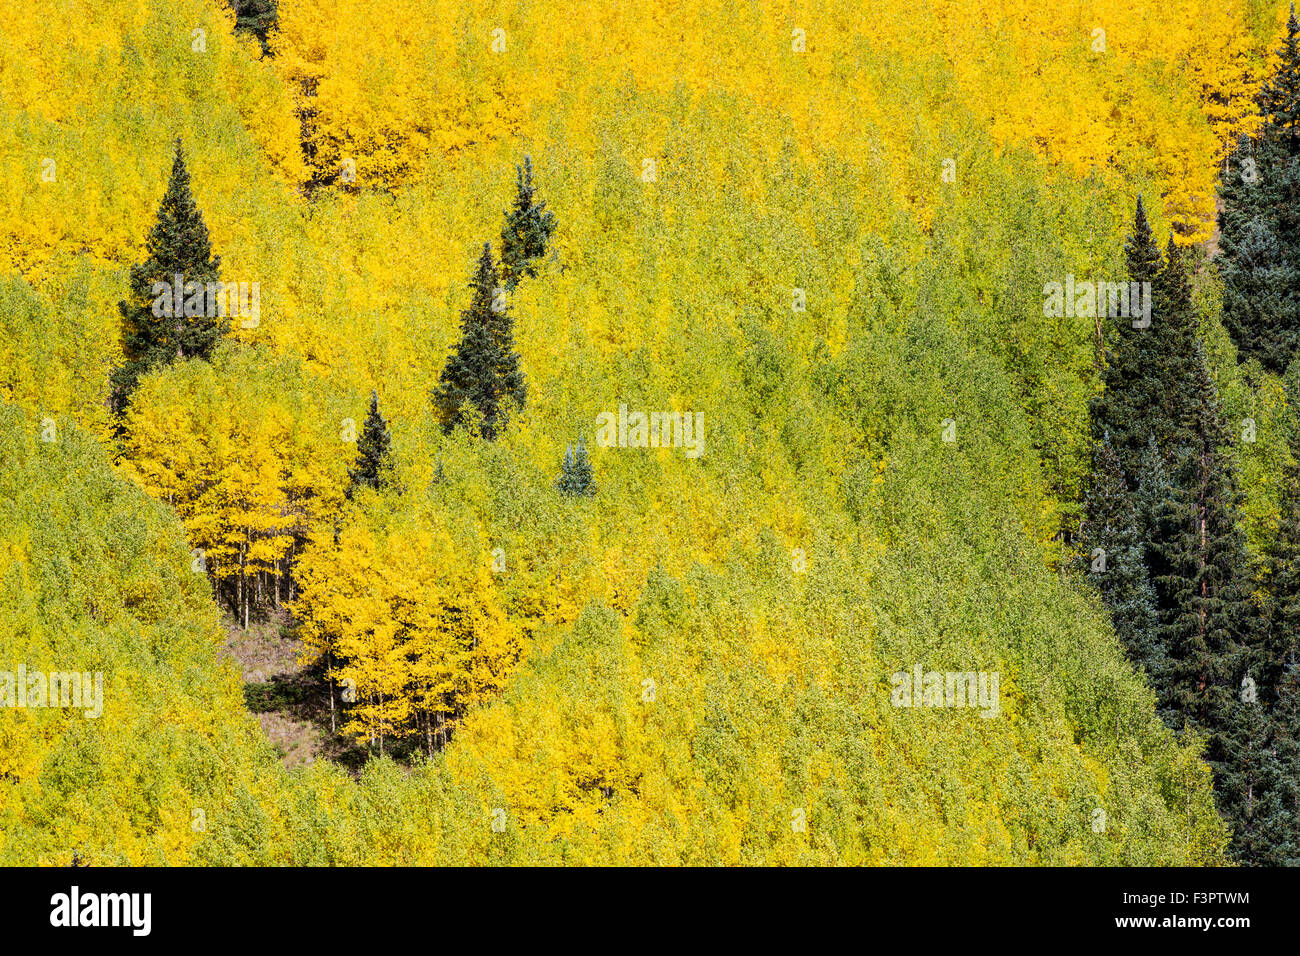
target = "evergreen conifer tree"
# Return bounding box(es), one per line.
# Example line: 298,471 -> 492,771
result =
347,390 -> 393,496
1220,213 -> 1295,374
1218,691 -> 1295,865
1260,6 -> 1300,156
433,243 -> 526,440
1268,662 -> 1300,862
1220,134 -> 1264,240
228,0 -> 278,52
113,139 -> 224,413
1135,346 -> 1271,860
1090,197 -> 1165,481
1264,449 -> 1300,699
1219,7 -> 1300,372
1156,344 -> 1260,740
499,156 -> 556,290
556,440 -> 595,496
1255,433 -> 1300,863
487,267 -> 527,416
1079,437 -> 1162,678
1151,238 -> 1201,452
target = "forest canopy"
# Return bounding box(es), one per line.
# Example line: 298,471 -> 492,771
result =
0,0 -> 1292,865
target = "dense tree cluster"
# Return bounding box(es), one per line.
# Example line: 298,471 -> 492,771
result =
114,145 -> 552,748
1220,9 -> 1300,373
5,0 -> 1290,866
1080,15 -> 1300,864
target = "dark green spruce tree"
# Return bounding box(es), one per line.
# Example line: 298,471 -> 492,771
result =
1219,7 -> 1300,373
1090,196 -> 1165,482
228,0 -> 278,53
1220,210 -> 1295,375
499,155 -> 556,290
1219,134 -> 1264,243
487,256 -> 527,418
1088,196 -> 1293,860
114,138 -> 224,413
556,440 -> 595,496
1259,6 -> 1300,157
1156,342 -> 1260,742
346,390 -> 393,497
1268,662 -> 1300,863
433,243 -> 526,440
1120,243 -> 1205,712
1143,345 -> 1269,862
1256,439 -> 1300,863
1133,438 -> 1186,727
1079,436 -> 1162,680
1219,687 -> 1295,865
1150,238 -> 1202,453
1264,448 -> 1300,699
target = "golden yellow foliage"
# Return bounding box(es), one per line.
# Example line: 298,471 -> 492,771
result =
293,493 -> 525,755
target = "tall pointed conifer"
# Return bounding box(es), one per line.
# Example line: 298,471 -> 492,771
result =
114,139 -> 225,412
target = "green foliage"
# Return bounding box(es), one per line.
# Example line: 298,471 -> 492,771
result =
0,1 -> 1256,865
1264,445 -> 1300,695
1090,205 -> 1202,485
1219,692 -> 1296,865
1083,207 -> 1280,864
0,402 -> 287,864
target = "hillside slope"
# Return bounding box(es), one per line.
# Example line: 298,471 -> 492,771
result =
0,0 -> 1277,863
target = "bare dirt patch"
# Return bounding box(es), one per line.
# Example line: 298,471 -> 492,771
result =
220,610 -> 365,771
